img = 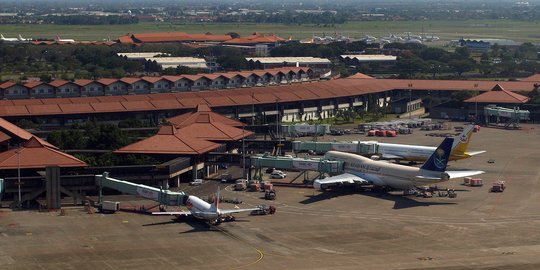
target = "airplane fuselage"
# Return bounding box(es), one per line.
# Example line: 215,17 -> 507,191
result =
378,142 -> 436,162
185,195 -> 220,221
325,151 -> 447,189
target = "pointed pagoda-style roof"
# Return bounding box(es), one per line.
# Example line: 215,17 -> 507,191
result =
347,73 -> 375,79
114,125 -> 221,155
0,137 -> 87,169
464,84 -> 530,104
167,104 -> 246,127
0,117 -> 57,149
0,131 -> 11,143
176,121 -> 253,142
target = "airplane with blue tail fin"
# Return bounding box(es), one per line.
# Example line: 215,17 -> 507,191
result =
314,137 -> 484,191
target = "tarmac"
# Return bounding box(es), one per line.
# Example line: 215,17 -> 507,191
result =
2,123 -> 540,269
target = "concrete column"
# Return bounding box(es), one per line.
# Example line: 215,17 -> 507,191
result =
46,166 -> 61,210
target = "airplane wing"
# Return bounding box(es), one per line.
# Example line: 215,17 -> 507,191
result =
152,211 -> 191,216
313,173 -> 370,190
445,170 -> 485,179
416,170 -> 485,180
381,154 -> 404,160
219,208 -> 261,215
466,151 -> 486,156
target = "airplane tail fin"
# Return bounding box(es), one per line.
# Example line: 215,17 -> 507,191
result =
420,137 -> 453,172
0,34 -> 4,39
18,34 -> 24,40
450,125 -> 474,157
211,186 -> 220,211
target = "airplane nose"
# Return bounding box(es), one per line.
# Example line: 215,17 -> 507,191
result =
313,181 -> 321,190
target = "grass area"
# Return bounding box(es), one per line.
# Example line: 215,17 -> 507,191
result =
0,20 -> 539,43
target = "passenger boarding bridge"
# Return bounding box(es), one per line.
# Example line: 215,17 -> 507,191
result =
250,154 -> 344,181
96,172 -> 186,207
292,140 -> 379,156
484,106 -> 530,129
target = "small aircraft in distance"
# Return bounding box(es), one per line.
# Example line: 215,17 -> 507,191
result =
314,137 -> 485,191
152,187 -> 261,225
1,34 -> 31,43
54,35 -> 75,42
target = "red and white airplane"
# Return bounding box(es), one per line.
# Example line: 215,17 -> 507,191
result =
153,187 -> 260,225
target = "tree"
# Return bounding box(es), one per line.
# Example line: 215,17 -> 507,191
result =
455,47 -> 470,58
396,57 -> 426,78
420,47 -> 447,61
226,32 -> 240,39
448,59 -> 475,77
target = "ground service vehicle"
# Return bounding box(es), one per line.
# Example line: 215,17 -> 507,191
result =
99,201 -> 120,213
270,171 -> 287,179
251,204 -> 276,215
265,190 -> 276,200
189,179 -> 203,186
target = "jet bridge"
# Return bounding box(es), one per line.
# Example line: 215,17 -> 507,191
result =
484,106 -> 530,129
292,140 -> 379,156
95,172 -> 186,206
0,179 -> 3,202
251,154 -> 343,180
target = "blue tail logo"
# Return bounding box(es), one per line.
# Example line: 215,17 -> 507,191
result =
421,138 -> 453,172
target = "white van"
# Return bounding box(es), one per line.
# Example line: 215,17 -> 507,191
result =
270,171 -> 287,179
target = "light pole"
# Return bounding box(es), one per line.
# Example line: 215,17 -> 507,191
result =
275,99 -> 281,156
16,149 -> 21,209
474,83 -> 479,123
408,89 -> 412,119
251,92 -> 255,126
242,125 -> 246,180
276,99 -> 281,142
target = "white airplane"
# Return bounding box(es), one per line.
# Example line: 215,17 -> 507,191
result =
314,137 -> 484,191
54,35 -> 75,42
152,187 -> 261,225
18,34 -> 31,42
374,125 -> 485,162
1,34 -> 20,43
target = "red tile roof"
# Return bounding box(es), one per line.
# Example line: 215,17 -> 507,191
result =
117,35 -> 134,44
168,104 -> 245,127
127,32 -> 233,43
120,77 -> 142,84
464,84 -> 530,104
73,79 -> 94,87
0,117 -> 56,148
176,122 -> 252,142
0,137 -> 87,169
0,77 -> 537,118
162,75 -> 184,82
23,81 -> 45,88
48,80 -> 70,88
115,125 -> 221,155
348,73 -> 375,79
0,81 -> 17,89
0,130 -> 11,143
522,74 -> 540,82
224,33 -> 285,45
96,78 -> 118,85
141,76 -> 162,83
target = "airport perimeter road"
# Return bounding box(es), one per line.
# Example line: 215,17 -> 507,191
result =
1,124 -> 540,270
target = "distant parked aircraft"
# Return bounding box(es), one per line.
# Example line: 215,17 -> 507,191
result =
0,34 -> 31,43
54,35 -> 75,42
314,137 -> 485,191
374,125 -> 485,162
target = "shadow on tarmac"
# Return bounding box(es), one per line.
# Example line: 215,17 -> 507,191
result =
300,189 -> 457,209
